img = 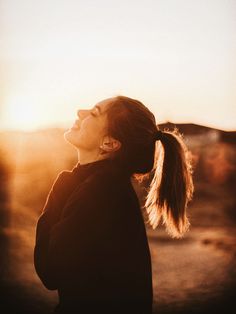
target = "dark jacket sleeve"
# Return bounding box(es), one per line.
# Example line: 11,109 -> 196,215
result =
34,171 -> 70,290
34,169 -> 120,290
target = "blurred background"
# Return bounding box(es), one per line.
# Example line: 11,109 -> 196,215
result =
0,0 -> 236,313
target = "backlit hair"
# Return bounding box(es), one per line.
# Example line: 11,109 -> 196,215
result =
106,96 -> 194,238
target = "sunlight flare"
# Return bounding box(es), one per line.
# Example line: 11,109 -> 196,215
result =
3,94 -> 45,131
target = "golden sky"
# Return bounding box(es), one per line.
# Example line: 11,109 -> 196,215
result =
1,0 -> 236,131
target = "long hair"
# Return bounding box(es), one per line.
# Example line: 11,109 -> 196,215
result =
106,96 -> 194,238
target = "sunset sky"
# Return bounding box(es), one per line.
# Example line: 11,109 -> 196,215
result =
1,0 -> 235,131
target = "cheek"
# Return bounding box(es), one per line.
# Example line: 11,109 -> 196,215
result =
78,122 -> 104,148
84,118 -> 101,130
81,119 -> 105,140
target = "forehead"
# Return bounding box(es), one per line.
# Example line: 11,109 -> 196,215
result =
96,98 -> 114,113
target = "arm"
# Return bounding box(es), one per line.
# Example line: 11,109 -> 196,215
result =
46,172 -> 149,305
39,171 -> 118,290
34,171 -> 70,290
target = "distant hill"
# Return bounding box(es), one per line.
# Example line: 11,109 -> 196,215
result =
159,122 -> 236,144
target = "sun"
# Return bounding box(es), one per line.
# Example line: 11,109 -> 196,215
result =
2,94 -> 46,131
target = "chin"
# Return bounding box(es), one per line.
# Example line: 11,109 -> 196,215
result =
64,128 -> 80,148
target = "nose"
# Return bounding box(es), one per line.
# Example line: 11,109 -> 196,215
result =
77,109 -> 90,120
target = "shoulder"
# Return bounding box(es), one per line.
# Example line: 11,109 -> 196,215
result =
55,170 -> 72,181
51,170 -> 73,192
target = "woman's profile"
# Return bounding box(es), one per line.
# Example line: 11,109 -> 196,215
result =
34,96 -> 194,314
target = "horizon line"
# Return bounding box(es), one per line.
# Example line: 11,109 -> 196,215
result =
0,121 -> 235,133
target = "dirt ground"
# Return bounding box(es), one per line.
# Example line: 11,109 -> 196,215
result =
149,226 -> 236,314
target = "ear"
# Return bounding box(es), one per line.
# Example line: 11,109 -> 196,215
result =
100,136 -> 121,153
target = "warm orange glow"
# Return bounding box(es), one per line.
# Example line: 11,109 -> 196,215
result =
3,94 -> 46,131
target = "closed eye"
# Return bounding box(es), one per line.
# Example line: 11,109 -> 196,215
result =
90,106 -> 100,117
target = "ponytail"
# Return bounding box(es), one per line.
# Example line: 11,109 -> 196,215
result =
104,95 -> 193,237
145,128 -> 194,238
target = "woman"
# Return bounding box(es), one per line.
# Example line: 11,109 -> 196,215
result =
34,96 -> 193,314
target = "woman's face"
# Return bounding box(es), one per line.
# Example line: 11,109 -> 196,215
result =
64,98 -> 112,151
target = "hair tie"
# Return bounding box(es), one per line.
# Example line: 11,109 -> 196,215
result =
154,130 -> 163,141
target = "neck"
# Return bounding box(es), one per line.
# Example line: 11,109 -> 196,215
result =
77,149 -> 108,165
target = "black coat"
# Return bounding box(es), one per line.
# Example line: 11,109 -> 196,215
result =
34,158 -> 153,314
